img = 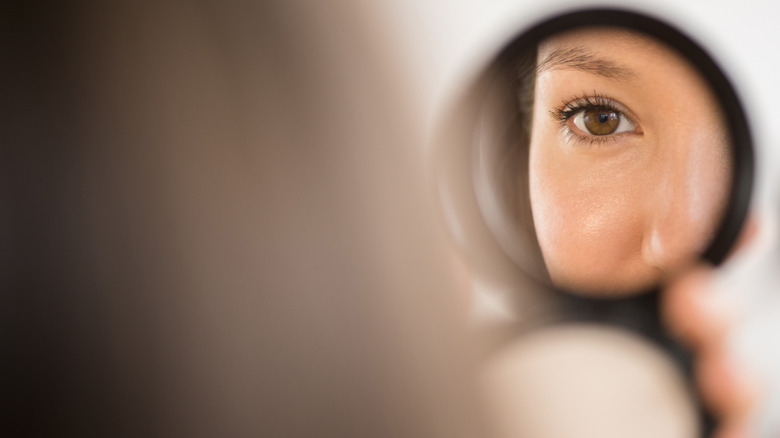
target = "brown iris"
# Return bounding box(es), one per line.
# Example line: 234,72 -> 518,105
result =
583,108 -> 619,135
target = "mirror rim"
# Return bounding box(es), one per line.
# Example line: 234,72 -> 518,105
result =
432,7 -> 755,296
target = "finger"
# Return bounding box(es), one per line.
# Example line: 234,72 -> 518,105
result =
662,266 -> 733,349
696,347 -> 761,420
712,420 -> 752,438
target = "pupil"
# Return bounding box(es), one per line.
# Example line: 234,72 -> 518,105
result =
598,113 -> 608,123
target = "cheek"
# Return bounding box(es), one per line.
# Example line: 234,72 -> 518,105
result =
687,119 -> 732,241
528,137 -> 647,287
651,115 -> 732,258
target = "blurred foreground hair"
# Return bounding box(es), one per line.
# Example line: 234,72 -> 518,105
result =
1,1 -> 477,437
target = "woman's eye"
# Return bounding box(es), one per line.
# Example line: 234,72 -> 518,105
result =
570,107 -> 636,136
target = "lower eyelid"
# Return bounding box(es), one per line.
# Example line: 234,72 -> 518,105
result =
563,130 -> 636,148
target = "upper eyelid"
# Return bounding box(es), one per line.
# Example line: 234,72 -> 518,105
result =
550,94 -> 641,126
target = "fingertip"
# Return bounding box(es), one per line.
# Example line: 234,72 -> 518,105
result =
662,265 -> 716,347
696,348 -> 761,420
712,421 -> 752,438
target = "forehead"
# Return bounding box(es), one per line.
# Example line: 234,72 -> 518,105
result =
535,26 -> 700,83
538,26 -> 666,56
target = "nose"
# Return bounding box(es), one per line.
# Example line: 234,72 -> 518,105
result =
641,132 -> 731,273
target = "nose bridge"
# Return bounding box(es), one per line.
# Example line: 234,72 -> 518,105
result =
641,131 -> 702,270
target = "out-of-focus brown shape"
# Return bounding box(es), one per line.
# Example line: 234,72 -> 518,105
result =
0,1 -> 477,437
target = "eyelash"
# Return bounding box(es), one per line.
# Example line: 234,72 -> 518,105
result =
550,93 -> 635,146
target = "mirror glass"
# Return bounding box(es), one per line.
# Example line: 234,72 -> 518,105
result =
446,11 -> 752,297
529,25 -> 730,294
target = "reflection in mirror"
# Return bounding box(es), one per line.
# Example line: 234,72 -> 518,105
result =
456,18 -> 750,297
525,26 -> 731,294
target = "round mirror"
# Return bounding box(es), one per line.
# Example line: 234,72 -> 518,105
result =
434,9 -> 753,297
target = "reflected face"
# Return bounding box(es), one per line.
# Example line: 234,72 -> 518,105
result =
528,27 -> 732,294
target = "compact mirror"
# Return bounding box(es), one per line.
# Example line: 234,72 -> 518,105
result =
435,9 -> 753,297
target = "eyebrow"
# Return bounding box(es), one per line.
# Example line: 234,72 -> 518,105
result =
537,47 -> 637,80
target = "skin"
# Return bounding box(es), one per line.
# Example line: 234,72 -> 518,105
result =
528,27 -> 733,295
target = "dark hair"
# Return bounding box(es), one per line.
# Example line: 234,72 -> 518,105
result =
467,41 -> 550,286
